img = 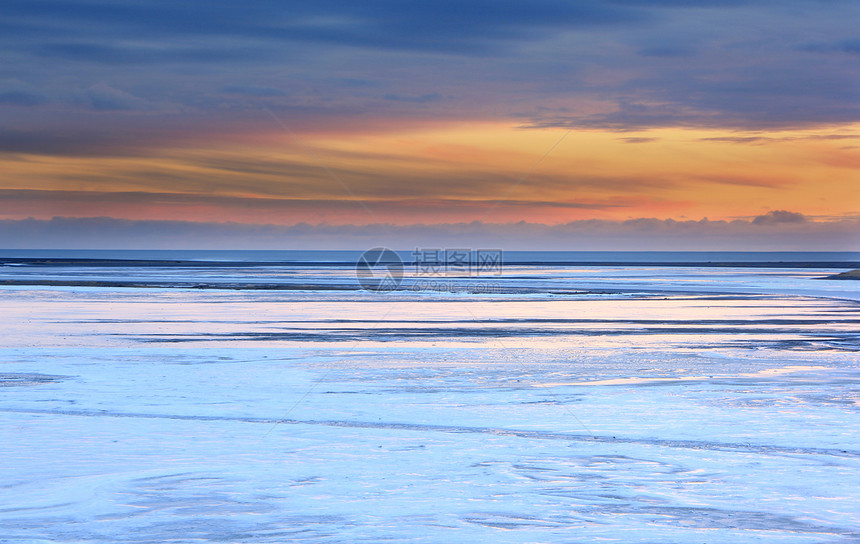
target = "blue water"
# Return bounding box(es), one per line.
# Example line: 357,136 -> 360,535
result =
1,249 -> 860,264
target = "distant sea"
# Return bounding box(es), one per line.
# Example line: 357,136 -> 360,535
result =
1,249 -> 860,265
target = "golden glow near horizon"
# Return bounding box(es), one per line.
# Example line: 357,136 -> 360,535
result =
2,122 -> 858,225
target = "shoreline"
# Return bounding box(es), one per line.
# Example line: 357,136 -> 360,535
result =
820,269 -> 860,280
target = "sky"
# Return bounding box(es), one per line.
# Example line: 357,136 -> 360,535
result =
1,0 -> 859,249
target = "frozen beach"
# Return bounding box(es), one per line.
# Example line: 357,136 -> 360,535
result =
1,251 -> 858,543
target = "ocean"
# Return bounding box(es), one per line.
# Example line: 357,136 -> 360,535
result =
1,250 -> 858,542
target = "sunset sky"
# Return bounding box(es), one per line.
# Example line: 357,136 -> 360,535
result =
1,0 -> 859,248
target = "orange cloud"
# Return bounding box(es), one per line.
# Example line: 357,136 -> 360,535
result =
1,122 -> 858,225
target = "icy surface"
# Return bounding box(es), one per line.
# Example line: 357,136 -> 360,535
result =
0,262 -> 858,543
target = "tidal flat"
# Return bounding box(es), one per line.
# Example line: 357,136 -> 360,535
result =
1,254 -> 858,543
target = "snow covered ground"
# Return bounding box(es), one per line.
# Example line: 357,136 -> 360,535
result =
0,261 -> 858,542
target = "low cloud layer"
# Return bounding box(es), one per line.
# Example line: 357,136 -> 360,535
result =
752,210 -> 806,225
2,215 -> 857,251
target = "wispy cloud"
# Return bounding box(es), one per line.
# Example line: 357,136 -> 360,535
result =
619,137 -> 658,144
3,0 -> 858,132
0,79 -> 48,106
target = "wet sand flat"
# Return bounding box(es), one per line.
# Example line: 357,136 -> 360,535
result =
0,260 -> 858,542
